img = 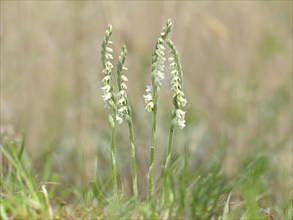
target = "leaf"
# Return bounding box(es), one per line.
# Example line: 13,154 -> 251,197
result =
222,192 -> 232,220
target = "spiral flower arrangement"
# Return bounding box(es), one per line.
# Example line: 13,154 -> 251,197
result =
100,19 -> 187,204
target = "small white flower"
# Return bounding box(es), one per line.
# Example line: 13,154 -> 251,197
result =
121,82 -> 127,90
171,76 -> 180,85
116,114 -> 123,124
158,44 -> 165,51
158,64 -> 165,72
106,53 -> 113,60
156,49 -> 165,57
159,56 -> 166,62
176,109 -> 186,119
118,90 -> 126,97
157,71 -> 165,81
171,84 -> 181,93
143,94 -> 153,103
177,96 -> 187,107
103,66 -> 112,75
145,85 -> 152,93
171,69 -> 177,76
118,106 -> 128,114
102,75 -> 111,85
170,62 -> 176,68
102,93 -> 112,102
121,75 -> 128,82
118,97 -> 127,106
174,90 -> 184,97
122,66 -> 128,71
106,47 -> 113,53
101,84 -> 111,93
177,118 -> 186,129
146,101 -> 154,112
106,61 -> 113,69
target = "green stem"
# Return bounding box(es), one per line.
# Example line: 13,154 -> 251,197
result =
163,123 -> 175,203
128,120 -> 138,199
110,113 -> 118,200
147,107 -> 157,202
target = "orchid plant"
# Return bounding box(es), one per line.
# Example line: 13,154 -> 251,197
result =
100,19 -> 187,203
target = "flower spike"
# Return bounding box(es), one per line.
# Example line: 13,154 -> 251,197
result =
116,45 -> 130,124
144,19 -> 172,113
101,24 -> 116,110
116,44 -> 139,198
146,19 -> 172,202
167,39 -> 187,129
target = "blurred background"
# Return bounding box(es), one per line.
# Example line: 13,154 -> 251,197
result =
1,1 -> 292,201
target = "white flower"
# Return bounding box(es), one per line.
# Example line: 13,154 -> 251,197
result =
145,85 -> 152,93
177,95 -> 187,107
170,62 -> 176,69
118,90 -> 126,97
177,118 -> 186,129
174,90 -> 184,97
106,47 -> 113,53
106,53 -> 113,60
171,69 -> 177,77
101,84 -> 111,93
143,93 -> 153,104
157,71 -> 165,81
102,75 -> 111,85
106,61 -> 113,69
171,75 -> 180,85
158,44 -> 165,51
156,50 -> 164,59
121,82 -> 127,90
171,84 -> 181,93
158,63 -> 165,72
116,114 -> 123,124
176,109 -> 186,119
102,93 -> 112,102
121,75 -> 128,82
118,96 -> 126,106
118,106 -> 128,114
146,101 -> 154,112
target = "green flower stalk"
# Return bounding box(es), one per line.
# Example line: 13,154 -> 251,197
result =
116,45 -> 138,198
101,24 -> 118,199
144,19 -> 172,202
163,39 -> 187,202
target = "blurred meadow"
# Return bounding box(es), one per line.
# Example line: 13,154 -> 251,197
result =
1,1 -> 292,218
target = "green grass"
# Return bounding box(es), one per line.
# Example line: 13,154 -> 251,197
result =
1,139 -> 292,219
